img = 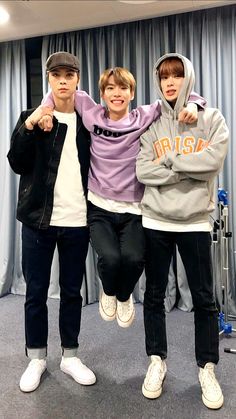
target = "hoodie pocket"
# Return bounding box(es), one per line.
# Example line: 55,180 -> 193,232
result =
146,179 -> 211,221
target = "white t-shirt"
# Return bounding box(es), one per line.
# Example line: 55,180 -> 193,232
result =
88,190 -> 141,215
50,110 -> 87,227
142,216 -> 212,232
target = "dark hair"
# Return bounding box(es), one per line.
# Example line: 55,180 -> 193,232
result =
157,58 -> 184,80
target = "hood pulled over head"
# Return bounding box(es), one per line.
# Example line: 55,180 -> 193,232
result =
153,53 -> 195,113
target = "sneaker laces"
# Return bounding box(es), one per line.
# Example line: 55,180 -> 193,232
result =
146,358 -> 165,387
200,364 -> 220,392
103,294 -> 116,311
117,298 -> 133,316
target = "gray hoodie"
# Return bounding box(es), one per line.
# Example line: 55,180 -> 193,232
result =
136,53 -> 229,226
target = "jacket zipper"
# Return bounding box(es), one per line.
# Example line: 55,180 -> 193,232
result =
38,115 -> 82,228
38,123 -> 59,229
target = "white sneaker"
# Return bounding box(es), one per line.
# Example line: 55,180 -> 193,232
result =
142,355 -> 167,399
116,295 -> 135,328
19,359 -> 46,392
60,356 -> 96,385
99,291 -> 117,321
199,363 -> 224,409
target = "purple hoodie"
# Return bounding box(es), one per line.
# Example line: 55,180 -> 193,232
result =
43,90 -> 205,202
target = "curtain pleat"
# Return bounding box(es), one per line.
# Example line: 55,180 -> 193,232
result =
0,40 -> 27,297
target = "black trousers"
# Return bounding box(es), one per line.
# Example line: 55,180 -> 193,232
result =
22,224 -> 89,351
88,203 -> 146,301
144,229 -> 219,367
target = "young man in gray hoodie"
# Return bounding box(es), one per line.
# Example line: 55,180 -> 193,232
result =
136,53 -> 229,409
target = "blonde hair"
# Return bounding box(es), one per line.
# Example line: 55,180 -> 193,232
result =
99,67 -> 136,94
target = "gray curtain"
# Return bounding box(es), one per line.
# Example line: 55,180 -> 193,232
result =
0,41 -> 27,297
2,5 -> 236,314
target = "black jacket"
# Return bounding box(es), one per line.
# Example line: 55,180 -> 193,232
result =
8,109 -> 91,229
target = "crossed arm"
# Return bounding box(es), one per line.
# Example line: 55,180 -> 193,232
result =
136,110 -> 229,186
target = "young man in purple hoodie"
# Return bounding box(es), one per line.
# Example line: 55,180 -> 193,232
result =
42,59 -> 205,329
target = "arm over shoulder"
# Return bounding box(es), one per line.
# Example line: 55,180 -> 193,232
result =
41,89 -> 97,116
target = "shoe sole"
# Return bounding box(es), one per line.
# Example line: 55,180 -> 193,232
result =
142,372 -> 166,399
19,368 -> 46,392
99,301 -> 116,321
202,393 -> 224,409
116,309 -> 135,328
142,382 -> 163,399
60,365 -> 96,386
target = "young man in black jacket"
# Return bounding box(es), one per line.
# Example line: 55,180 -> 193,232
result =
8,52 -> 96,392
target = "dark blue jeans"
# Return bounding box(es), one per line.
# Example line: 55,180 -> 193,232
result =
22,224 -> 89,352
144,229 -> 219,367
88,203 -> 146,301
